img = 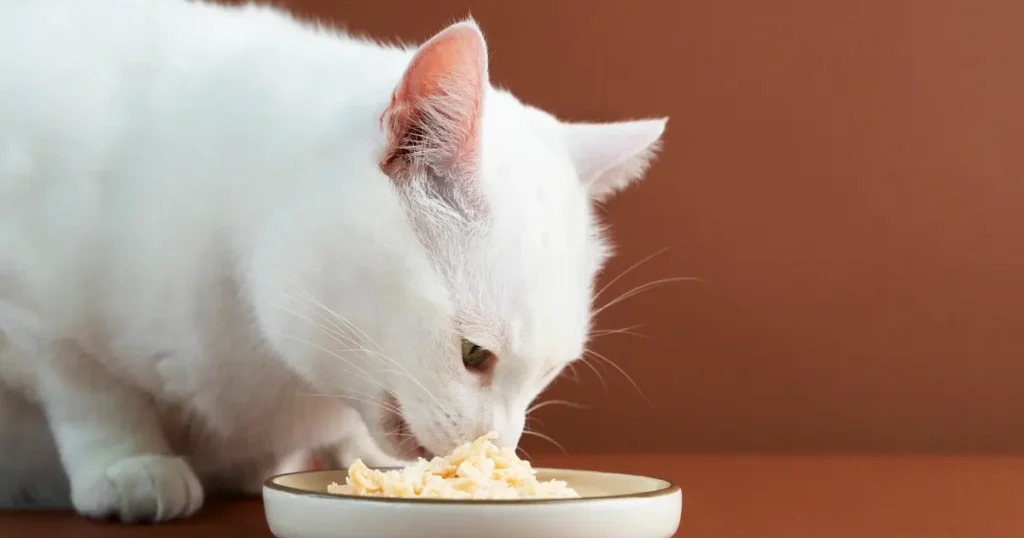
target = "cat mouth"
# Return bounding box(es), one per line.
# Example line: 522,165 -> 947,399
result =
381,393 -> 432,460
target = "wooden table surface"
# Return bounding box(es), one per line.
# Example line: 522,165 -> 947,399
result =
3,454 -> 1022,537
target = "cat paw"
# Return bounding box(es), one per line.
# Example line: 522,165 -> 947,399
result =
71,455 -> 204,522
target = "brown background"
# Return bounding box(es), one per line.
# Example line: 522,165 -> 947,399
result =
255,0 -> 1023,453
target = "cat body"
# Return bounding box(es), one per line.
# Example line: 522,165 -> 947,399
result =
0,0 -> 666,522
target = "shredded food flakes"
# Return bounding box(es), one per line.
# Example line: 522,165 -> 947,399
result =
327,432 -> 580,500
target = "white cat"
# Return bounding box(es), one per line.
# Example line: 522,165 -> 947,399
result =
0,0 -> 667,523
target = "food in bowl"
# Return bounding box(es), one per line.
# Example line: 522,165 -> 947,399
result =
327,432 -> 580,500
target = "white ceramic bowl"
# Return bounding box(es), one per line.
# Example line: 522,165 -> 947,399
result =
263,468 -> 682,538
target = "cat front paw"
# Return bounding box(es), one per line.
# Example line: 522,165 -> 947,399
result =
71,454 -> 204,522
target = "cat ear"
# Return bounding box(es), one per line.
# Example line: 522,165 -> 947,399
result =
380,20 -> 488,180
562,119 -> 668,202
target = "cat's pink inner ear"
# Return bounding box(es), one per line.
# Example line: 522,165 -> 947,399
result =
380,21 -> 488,180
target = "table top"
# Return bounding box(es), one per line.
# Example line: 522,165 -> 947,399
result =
3,454 -> 1022,538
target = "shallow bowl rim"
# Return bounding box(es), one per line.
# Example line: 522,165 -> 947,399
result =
263,467 -> 681,506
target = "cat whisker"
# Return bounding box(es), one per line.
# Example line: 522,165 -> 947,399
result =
291,287 -> 386,354
364,424 -> 419,439
561,362 -> 582,384
526,399 -> 591,415
593,247 -> 673,301
284,286 -> 449,416
577,356 -> 609,393
522,429 -> 569,456
279,293 -> 399,367
280,291 -> 365,348
269,328 -> 434,421
272,304 -> 389,366
278,291 -> 450,419
385,430 -> 418,439
590,324 -> 643,335
393,435 -> 424,453
589,324 -> 651,341
362,426 -> 421,449
583,348 -> 654,408
592,276 -> 704,318
267,328 -> 387,392
294,391 -> 404,417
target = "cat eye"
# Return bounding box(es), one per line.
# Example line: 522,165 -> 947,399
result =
461,339 -> 492,370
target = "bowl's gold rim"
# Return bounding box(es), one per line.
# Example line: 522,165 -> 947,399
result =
263,467 -> 681,506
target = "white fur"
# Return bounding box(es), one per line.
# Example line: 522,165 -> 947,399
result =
0,0 -> 666,521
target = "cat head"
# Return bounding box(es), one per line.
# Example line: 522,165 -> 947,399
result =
365,20 -> 666,459
260,20 -> 666,460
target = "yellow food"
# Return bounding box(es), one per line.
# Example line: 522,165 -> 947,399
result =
327,432 -> 580,500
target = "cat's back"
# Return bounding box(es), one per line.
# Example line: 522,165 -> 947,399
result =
0,0 -> 409,238
0,0 -> 409,326
0,0 -> 408,183
0,0 -> 264,282
0,0 -> 259,200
